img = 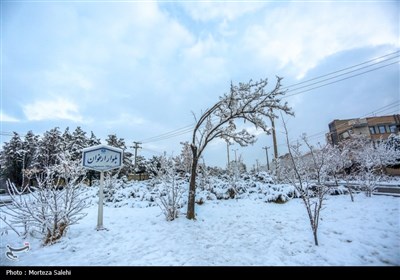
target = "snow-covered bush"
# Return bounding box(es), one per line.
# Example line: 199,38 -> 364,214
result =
90,171 -> 344,212
354,136 -> 400,197
154,156 -> 185,221
0,153 -> 89,245
324,143 -> 355,201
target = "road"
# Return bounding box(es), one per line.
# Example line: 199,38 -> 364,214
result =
375,186 -> 400,195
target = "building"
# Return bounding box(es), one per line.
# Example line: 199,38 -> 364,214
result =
327,114 -> 400,145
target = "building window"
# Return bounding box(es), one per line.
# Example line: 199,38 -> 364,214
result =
389,125 -> 397,133
369,126 -> 376,135
340,131 -> 350,139
378,125 -> 387,134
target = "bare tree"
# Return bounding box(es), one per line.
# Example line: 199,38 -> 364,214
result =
0,152 -> 89,245
187,77 -> 293,219
155,156 -> 185,221
281,121 -> 330,246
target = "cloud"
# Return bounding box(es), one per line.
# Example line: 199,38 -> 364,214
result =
23,98 -> 83,122
180,35 -> 228,87
182,2 -> 265,22
104,113 -> 147,127
43,64 -> 94,92
242,3 -> 399,79
0,111 -> 20,122
3,2 -> 398,168
245,125 -> 269,137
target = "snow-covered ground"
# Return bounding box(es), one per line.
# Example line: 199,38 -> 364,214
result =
1,193 -> 399,266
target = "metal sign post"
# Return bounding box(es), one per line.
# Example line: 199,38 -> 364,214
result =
82,144 -> 123,230
97,171 -> 104,229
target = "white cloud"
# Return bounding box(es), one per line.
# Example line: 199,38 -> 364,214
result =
0,111 -> 19,122
44,65 -> 94,91
104,113 -> 147,127
245,125 -> 268,137
182,2 -> 265,22
180,35 -> 228,87
23,98 -> 83,122
243,3 -> 399,79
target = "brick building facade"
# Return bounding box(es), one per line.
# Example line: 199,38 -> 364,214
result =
327,114 -> 400,145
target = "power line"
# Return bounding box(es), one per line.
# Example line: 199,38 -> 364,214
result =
141,147 -> 164,155
275,102 -> 400,149
368,103 -> 400,116
384,109 -> 400,115
141,126 -> 193,144
140,123 -> 194,143
284,55 -> 398,94
290,101 -> 400,144
281,50 -> 399,90
0,131 -> 16,137
283,60 -> 399,99
307,102 -> 399,140
138,52 -> 399,144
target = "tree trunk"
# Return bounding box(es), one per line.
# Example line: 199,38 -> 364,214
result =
313,228 -> 319,246
346,184 -> 354,202
187,148 -> 198,220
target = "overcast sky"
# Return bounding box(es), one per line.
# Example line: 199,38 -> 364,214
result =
1,1 -> 399,168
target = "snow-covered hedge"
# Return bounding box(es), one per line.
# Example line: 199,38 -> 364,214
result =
86,172 -> 295,208
84,172 -> 351,209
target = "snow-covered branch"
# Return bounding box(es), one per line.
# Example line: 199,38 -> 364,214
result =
187,77 -> 294,219
0,152 -> 89,245
280,121 -> 330,246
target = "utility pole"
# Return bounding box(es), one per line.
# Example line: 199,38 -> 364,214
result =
262,146 -> 270,171
232,148 -> 238,163
132,141 -> 142,172
269,112 -> 278,159
226,141 -> 232,169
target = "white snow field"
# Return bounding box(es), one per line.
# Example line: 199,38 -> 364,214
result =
1,193 -> 399,266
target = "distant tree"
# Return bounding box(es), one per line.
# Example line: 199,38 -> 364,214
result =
106,134 -> 131,177
186,77 -> 293,219
145,156 -> 163,178
22,131 -> 39,168
21,131 -> 40,187
0,133 -> 24,186
69,126 -> 88,161
61,127 -> 73,152
106,134 -> 126,150
207,166 -> 225,177
122,151 -> 134,177
134,155 -> 147,174
87,131 -> 101,147
35,127 -> 63,169
174,141 -> 192,174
